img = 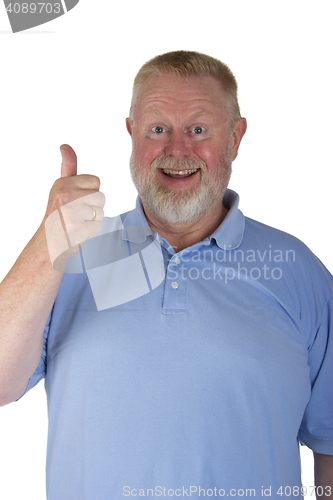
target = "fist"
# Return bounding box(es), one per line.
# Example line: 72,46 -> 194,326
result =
44,145 -> 106,272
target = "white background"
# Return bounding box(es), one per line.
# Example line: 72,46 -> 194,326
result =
0,1 -> 332,499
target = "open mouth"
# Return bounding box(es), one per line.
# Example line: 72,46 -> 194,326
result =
160,168 -> 199,179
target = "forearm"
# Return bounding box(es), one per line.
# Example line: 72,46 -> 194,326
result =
0,225 -> 63,406
314,452 -> 333,499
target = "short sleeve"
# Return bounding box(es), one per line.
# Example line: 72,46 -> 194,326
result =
17,310 -> 52,399
298,295 -> 333,454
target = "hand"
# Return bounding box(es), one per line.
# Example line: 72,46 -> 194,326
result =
44,144 -> 106,272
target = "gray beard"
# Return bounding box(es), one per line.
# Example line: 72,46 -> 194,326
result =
130,148 -> 232,225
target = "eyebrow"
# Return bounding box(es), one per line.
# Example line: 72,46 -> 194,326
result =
146,109 -> 162,115
146,109 -> 210,118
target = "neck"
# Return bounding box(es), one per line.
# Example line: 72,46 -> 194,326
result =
142,198 -> 229,252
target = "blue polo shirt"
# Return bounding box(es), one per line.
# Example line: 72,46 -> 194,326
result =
24,190 -> 333,499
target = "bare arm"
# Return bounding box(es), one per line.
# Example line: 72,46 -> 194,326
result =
314,452 -> 333,499
0,145 -> 105,406
0,227 -> 64,405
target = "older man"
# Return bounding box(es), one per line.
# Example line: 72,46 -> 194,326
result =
0,51 -> 332,499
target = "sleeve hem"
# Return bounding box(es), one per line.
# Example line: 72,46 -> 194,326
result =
299,432 -> 333,455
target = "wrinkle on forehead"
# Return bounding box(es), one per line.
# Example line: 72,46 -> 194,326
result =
135,74 -> 228,122
147,108 -> 209,117
142,80 -> 222,102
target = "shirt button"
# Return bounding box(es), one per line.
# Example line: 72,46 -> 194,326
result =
174,256 -> 181,265
171,282 -> 179,289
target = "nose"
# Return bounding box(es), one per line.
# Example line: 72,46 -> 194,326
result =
164,130 -> 191,158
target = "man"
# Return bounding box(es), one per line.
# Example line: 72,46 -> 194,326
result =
0,51 -> 332,499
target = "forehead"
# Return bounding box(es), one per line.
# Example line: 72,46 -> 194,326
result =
134,73 -> 228,121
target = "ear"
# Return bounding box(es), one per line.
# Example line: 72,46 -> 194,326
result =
126,118 -> 133,137
231,117 -> 247,161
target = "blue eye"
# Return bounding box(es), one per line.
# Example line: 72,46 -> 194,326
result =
152,126 -> 165,134
192,126 -> 205,134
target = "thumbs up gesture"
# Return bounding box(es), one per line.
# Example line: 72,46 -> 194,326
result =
60,143 -> 79,178
44,145 -> 106,272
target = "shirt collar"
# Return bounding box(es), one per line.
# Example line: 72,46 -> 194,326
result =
210,189 -> 245,250
121,196 -> 155,243
122,189 -> 245,250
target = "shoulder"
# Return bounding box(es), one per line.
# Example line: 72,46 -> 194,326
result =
244,216 -> 310,252
242,215 -> 333,300
243,216 -> 329,270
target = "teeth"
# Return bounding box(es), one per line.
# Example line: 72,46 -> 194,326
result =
162,169 -> 198,175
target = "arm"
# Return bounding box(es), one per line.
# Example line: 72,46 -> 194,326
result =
0,227 -> 64,405
314,452 -> 333,499
0,145 -> 104,406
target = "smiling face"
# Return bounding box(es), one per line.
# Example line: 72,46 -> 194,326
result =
127,73 -> 246,225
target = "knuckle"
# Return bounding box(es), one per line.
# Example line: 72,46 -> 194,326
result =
98,191 -> 106,207
47,177 -> 104,222
80,174 -> 100,189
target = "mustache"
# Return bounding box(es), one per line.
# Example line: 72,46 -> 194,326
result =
151,155 -> 207,172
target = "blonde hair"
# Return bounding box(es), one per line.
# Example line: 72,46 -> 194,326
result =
129,50 -> 241,127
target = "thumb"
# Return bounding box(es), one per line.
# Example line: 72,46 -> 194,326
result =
60,144 -> 77,177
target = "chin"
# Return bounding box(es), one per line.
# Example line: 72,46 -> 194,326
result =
141,181 -> 228,225
130,151 -> 232,225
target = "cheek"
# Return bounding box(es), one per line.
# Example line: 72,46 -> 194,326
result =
194,144 -> 221,168
134,138 -> 164,166
195,137 -> 231,168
